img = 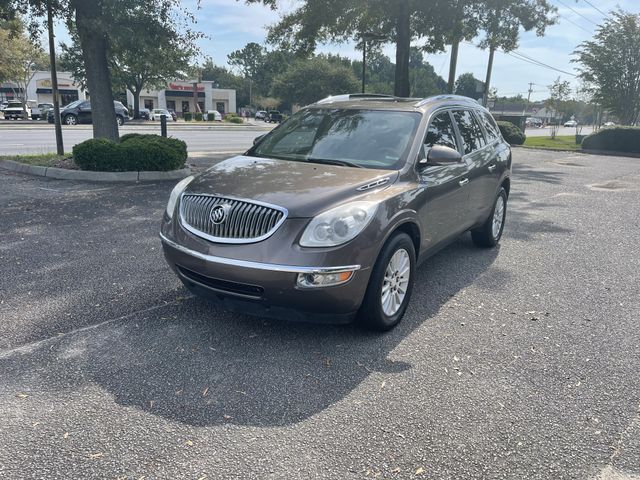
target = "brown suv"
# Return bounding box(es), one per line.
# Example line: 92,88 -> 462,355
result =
160,94 -> 511,330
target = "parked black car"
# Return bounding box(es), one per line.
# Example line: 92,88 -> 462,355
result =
48,100 -> 129,126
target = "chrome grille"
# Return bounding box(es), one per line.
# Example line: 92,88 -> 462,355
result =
179,194 -> 287,243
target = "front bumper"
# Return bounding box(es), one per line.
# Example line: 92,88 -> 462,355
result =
160,232 -> 371,323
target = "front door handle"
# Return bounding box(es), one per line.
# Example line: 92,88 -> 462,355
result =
488,164 -> 497,172
459,178 -> 469,187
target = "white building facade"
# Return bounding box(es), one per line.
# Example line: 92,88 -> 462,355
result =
127,81 -> 236,116
1,71 -> 87,105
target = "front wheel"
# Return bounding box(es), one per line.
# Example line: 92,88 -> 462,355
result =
358,232 -> 416,331
116,116 -> 124,126
471,187 -> 507,248
64,114 -> 77,125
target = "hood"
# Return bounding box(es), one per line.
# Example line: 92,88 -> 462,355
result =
186,155 -> 398,218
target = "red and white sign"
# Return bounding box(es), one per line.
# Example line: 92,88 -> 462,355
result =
168,82 -> 204,92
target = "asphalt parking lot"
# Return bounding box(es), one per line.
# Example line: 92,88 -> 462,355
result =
1,149 -> 639,479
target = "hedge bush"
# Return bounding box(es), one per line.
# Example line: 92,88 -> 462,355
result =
228,116 -> 244,124
194,112 -> 203,121
581,126 -> 640,153
183,112 -> 192,121
206,112 -> 217,121
497,121 -> 526,145
73,134 -> 187,172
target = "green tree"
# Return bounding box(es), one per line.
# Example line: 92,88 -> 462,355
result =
546,77 -> 571,137
60,10 -> 196,118
0,18 -> 47,98
271,56 -> 359,107
244,0 -> 457,97
454,72 -> 482,99
228,42 -> 266,107
574,10 -> 640,125
477,0 -> 556,105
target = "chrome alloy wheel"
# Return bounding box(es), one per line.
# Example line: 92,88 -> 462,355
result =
492,195 -> 505,239
381,248 -> 411,316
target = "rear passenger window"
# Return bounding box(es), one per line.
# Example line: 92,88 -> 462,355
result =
425,111 -> 459,151
478,111 -> 500,142
453,110 -> 486,154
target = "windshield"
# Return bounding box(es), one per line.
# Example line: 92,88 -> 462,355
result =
250,108 -> 421,170
63,100 -> 83,109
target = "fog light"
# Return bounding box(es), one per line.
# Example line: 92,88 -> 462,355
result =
297,270 -> 354,288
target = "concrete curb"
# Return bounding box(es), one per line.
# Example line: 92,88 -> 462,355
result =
514,145 -> 640,158
0,159 -> 191,182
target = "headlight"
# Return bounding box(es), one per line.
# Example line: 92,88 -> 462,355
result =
166,175 -> 194,218
299,201 -> 378,247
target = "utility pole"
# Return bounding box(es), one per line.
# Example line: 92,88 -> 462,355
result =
447,40 -> 460,94
482,45 -> 495,107
47,0 -> 64,155
362,40 -> 366,93
522,82 -> 534,116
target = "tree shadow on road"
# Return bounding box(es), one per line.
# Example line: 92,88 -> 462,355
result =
1,235 -> 504,428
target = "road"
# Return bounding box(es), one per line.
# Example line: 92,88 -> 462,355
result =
1,150 -> 639,479
0,121 -> 272,155
0,122 -> 593,156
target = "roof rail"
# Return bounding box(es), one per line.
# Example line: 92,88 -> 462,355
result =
316,93 -> 396,104
413,95 -> 480,108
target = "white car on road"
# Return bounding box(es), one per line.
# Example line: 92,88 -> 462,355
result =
150,109 -> 174,121
564,120 -> 578,127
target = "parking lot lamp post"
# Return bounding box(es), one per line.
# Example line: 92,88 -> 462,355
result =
360,33 -> 387,94
47,0 -> 64,155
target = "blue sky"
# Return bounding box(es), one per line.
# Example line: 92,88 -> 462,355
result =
57,0 -> 640,101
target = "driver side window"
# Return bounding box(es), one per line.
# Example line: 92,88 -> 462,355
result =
425,111 -> 459,152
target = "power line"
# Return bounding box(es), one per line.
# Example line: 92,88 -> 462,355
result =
556,0 -> 599,26
555,10 -> 594,34
462,41 -> 578,77
581,0 -> 608,17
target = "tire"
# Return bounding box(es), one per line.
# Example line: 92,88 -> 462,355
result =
358,232 -> 416,331
471,187 -> 507,248
64,114 -> 77,125
116,116 -> 124,126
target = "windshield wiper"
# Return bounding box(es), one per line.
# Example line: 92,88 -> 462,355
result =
305,158 -> 363,168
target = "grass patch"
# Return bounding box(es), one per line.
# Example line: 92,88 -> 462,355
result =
0,152 -> 78,169
523,135 -> 582,151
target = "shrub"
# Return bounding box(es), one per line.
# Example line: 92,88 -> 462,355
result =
73,134 -> 187,172
183,112 -> 192,121
228,116 -> 244,124
194,112 -> 203,121
206,112 -> 216,121
581,126 -> 640,153
497,121 -> 526,145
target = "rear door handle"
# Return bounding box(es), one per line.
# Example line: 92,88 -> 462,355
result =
458,178 -> 469,187
488,164 -> 497,172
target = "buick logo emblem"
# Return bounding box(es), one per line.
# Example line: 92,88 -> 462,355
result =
210,204 -> 229,224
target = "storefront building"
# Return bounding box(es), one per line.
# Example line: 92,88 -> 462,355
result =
128,81 -> 236,116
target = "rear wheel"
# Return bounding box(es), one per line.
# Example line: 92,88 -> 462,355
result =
471,187 -> 507,248
116,115 -> 124,126
358,232 -> 416,331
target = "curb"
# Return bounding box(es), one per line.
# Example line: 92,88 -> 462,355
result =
514,145 -> 640,158
0,159 -> 191,182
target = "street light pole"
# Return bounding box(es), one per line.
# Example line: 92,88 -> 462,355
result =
47,0 -> 63,155
362,41 -> 366,93
360,33 -> 387,94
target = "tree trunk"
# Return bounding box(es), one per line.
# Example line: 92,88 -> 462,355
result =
483,46 -> 495,106
394,0 -> 411,97
73,0 -> 119,141
447,39 -> 460,94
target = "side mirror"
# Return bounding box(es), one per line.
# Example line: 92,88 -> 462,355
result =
253,134 -> 265,146
419,145 -> 462,167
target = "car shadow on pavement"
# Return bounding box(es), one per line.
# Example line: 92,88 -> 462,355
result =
2,235 -> 503,428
